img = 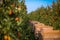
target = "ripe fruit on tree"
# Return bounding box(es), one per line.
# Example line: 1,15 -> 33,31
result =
17,31 -> 20,38
11,3 -> 15,7
9,10 -> 13,15
15,17 -> 20,21
17,6 -> 21,11
4,35 -> 10,40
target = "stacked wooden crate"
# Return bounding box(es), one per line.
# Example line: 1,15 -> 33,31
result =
30,21 -> 60,40
42,30 -> 60,40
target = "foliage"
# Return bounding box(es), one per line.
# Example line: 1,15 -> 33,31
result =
0,0 -> 35,40
28,0 -> 60,30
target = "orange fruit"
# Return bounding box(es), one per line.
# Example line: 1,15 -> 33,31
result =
4,35 -> 11,40
17,32 -> 20,38
11,3 -> 15,7
8,35 -> 10,40
9,10 -> 13,15
4,35 -> 8,40
17,6 -> 21,11
15,17 -> 20,21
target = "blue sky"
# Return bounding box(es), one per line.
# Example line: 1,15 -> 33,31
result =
25,0 -> 56,13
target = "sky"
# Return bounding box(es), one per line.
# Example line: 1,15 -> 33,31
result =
25,0 -> 56,13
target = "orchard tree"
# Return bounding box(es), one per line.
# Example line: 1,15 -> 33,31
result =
0,0 -> 35,40
28,0 -> 60,29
